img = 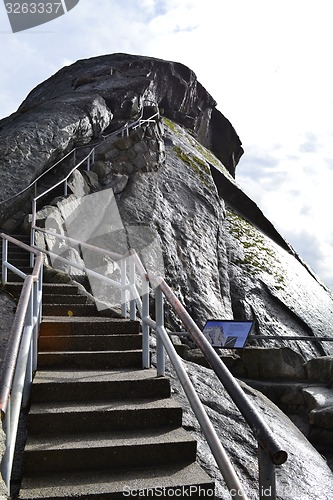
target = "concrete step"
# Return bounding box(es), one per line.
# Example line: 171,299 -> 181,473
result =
40,317 -> 140,336
43,294 -> 88,305
4,282 -> 82,298
42,283 -> 84,295
19,462 -> 214,499
42,304 -> 98,316
31,369 -> 171,403
37,350 -> 143,369
23,427 -> 197,475
38,334 -> 142,352
28,398 -> 183,435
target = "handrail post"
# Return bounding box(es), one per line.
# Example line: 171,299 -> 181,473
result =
22,293 -> 33,408
120,259 -> 127,318
129,258 -> 136,321
258,445 -> 276,500
30,226 -> 35,268
38,259 -> 43,325
156,323 -> 249,500
2,238 -> 8,285
30,199 -> 36,267
155,286 -> 165,376
142,278 -> 150,368
32,279 -> 38,371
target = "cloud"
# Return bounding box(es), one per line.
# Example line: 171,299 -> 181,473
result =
299,132 -> 319,153
1,0 -> 333,290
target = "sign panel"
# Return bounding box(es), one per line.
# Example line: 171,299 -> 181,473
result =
202,320 -> 253,348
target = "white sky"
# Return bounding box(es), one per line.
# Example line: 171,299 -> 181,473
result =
1,0 -> 333,289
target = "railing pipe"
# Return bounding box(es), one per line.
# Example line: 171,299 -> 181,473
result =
155,321 -> 249,500
154,276 -> 288,467
120,259 -> 127,319
142,277 -> 150,368
0,238 -> 43,493
22,291 -> 34,408
0,250 -> 43,417
155,286 -> 165,377
30,199 -> 37,267
32,279 -> 39,372
2,238 -> 8,284
0,101 -> 155,212
3,263 -> 27,281
258,445 -> 276,500
0,275 -> 33,417
33,227 -> 125,263
38,247 -> 125,291
33,152 -> 92,203
129,258 -> 136,321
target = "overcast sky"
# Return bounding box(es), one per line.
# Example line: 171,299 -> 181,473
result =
1,0 -> 333,289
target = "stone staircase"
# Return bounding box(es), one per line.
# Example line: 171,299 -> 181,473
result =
2,236 -> 214,499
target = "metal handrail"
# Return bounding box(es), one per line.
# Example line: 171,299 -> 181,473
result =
0,234 -> 43,490
0,98 -> 159,210
154,277 -> 287,465
28,224 -> 287,499
30,105 -> 160,254
19,94 -> 287,497
29,229 -> 248,498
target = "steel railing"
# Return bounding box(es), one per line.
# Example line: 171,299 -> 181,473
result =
27,227 -> 287,500
0,98 -> 159,215
0,234 -> 43,491
29,104 -> 161,267
0,100 -> 287,498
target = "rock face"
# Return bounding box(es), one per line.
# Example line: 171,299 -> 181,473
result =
1,53 -> 333,498
0,53 -> 242,226
164,357 -> 333,500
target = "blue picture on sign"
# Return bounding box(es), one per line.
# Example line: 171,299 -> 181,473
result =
202,320 -> 253,348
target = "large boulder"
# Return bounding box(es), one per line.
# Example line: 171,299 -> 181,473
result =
0,94 -> 112,223
0,53 -> 243,226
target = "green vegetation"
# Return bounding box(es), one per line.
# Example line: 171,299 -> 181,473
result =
227,209 -> 286,290
163,116 -> 233,181
172,145 -> 211,186
162,117 -> 181,135
194,141 -> 228,173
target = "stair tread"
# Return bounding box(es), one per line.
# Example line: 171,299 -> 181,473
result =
29,397 -> 182,415
38,334 -> 142,352
19,462 -> 213,499
39,349 -> 142,354
33,368 -> 162,384
39,334 -> 141,339
42,316 -> 138,323
25,427 -> 195,451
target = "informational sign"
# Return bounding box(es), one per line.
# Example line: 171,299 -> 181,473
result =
202,320 -> 253,348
